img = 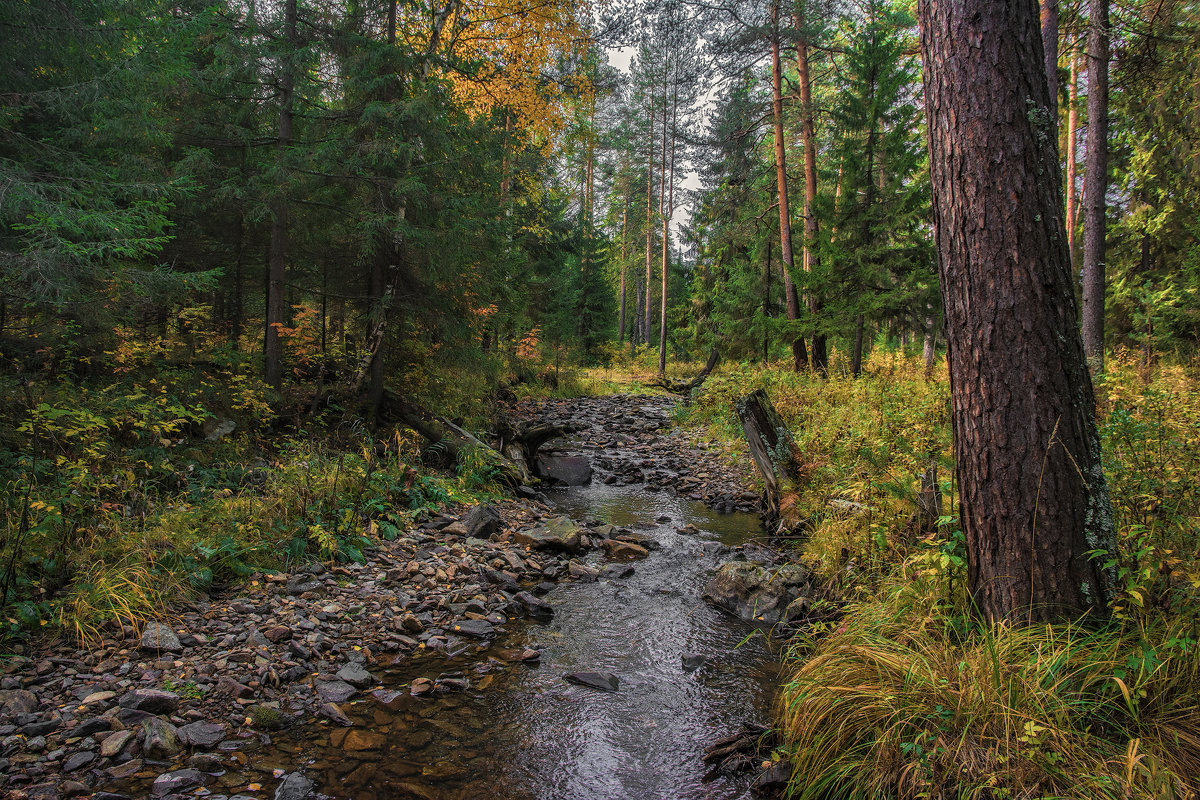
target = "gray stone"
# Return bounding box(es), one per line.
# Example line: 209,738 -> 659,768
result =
315,680 -> 357,703
702,561 -> 812,626
512,591 -> 553,620
317,703 -> 353,727
513,517 -> 584,554
63,751 -> 95,772
286,576 -> 322,595
535,455 -> 593,486
142,717 -> 180,759
177,721 -> 225,748
100,729 -> 135,758
118,688 -> 180,715
139,622 -> 183,653
273,773 -> 315,800
449,619 -> 494,638
335,663 -> 375,689
0,689 -> 38,715
151,769 -> 204,796
461,504 -> 502,539
681,653 -> 706,672
563,672 -> 619,692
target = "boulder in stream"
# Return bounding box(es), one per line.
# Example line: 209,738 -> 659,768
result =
703,561 -> 812,626
513,516 -> 584,553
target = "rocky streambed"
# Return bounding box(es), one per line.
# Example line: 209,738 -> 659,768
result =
0,394 -> 814,800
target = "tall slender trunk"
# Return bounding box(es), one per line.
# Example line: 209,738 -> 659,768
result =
231,210 -> 244,350
1065,51 -> 1080,263
644,99 -> 655,348
1041,0 -> 1059,119
851,315 -> 865,376
764,232 -> 773,364
618,201 -> 628,345
771,0 -> 806,372
634,279 -> 644,348
795,3 -> 825,374
1081,0 -> 1109,371
658,79 -> 677,377
264,0 -> 296,392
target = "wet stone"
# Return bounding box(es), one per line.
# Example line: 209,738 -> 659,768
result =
450,619 -> 494,638
151,768 -> 204,796
315,680 -> 357,703
100,728 -> 135,757
273,772 -> 315,800
682,654 -> 706,672
118,688 -> 179,715
563,672 -> 619,692
335,663 -> 375,689
63,750 -> 95,772
0,689 -> 38,715
142,716 -> 180,759
177,721 -> 226,748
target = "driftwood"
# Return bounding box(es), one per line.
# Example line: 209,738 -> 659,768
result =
736,389 -> 803,533
649,348 -> 720,394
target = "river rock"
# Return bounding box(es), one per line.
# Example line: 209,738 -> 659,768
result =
139,621 -> 182,653
177,721 -> 226,748
682,653 -> 706,672
335,663 -> 376,689
274,772 -> 315,800
151,768 -> 204,796
535,455 -> 593,486
602,539 -> 649,560
100,728 -> 135,757
461,504 -> 502,538
513,517 -> 584,554
450,619 -> 494,638
703,561 -> 812,625
318,702 -> 353,726
142,716 -> 180,759
119,688 -> 180,714
316,680 -> 357,703
63,751 -> 95,772
512,591 -> 553,620
0,689 -> 38,715
563,671 -> 619,692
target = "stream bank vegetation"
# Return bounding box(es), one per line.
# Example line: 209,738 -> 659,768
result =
677,349 -> 1200,799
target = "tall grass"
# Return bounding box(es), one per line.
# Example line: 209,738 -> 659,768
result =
674,347 -> 1200,798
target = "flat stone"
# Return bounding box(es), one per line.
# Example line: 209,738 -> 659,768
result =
563,671 -> 619,692
63,750 -> 95,771
603,540 -> 649,560
318,703 -> 353,726
335,663 -> 375,689
151,768 -> 204,796
450,619 -> 494,638
315,680 -> 357,703
177,721 -> 226,748
100,728 -> 135,757
341,729 -> 386,751
118,688 -> 180,714
513,517 -> 584,554
0,689 -> 38,715
82,690 -> 117,706
273,772 -> 315,800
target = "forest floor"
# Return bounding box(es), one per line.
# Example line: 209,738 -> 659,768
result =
0,393 -> 771,800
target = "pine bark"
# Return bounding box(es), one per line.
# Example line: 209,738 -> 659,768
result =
795,4 -> 826,375
618,202 -> 627,345
644,99 -> 655,348
770,0 -> 806,373
1081,0 -> 1109,371
1041,0 -> 1059,119
919,0 -> 1116,622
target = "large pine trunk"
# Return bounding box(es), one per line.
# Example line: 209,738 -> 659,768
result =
919,0 -> 1116,622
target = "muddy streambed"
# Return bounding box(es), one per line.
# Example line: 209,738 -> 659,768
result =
224,484 -> 779,800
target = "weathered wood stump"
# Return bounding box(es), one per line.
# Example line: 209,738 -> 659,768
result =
736,389 -> 803,533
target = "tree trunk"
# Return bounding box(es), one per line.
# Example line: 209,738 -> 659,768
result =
851,314 -> 865,377
771,0 -> 806,373
1081,0 -> 1109,371
645,99 -> 655,349
1065,51 -> 1080,263
919,0 -> 1116,622
659,80 -> 677,378
618,202 -> 628,345
737,389 -> 802,532
795,4 -> 826,375
264,0 -> 296,393
1041,0 -> 1059,119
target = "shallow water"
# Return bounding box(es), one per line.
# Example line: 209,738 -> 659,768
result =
226,483 -> 779,800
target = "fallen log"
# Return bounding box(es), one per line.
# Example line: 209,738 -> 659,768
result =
649,348 -> 719,394
736,389 -> 803,533
382,391 -> 528,487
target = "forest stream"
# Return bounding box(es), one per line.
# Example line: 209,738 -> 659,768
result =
27,395 -> 783,800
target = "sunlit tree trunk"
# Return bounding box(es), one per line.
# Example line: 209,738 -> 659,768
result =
795,3 -> 825,375
1065,51 -> 1080,263
771,0 -> 807,372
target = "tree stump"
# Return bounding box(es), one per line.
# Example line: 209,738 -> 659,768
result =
736,389 -> 803,532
